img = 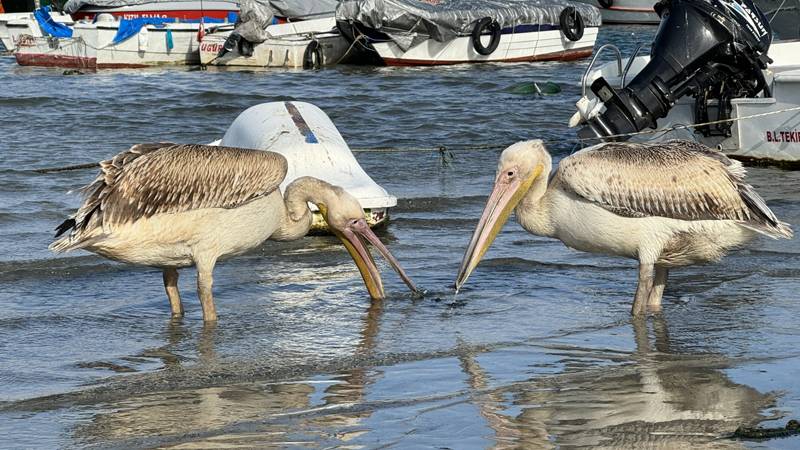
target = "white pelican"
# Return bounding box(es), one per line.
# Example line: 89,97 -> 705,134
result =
455,140 -> 793,316
51,143 -> 418,321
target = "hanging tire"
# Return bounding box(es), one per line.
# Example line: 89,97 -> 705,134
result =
559,7 -> 585,42
303,40 -> 323,69
471,17 -> 501,56
597,0 -> 613,8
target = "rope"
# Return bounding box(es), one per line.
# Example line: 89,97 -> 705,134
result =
574,104 -> 800,142
30,104 -> 800,174
333,33 -> 366,65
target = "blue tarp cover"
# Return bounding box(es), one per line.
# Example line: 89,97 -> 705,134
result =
34,7 -> 73,38
111,17 -> 174,44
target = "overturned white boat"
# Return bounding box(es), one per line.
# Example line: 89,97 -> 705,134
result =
213,101 -> 396,231
570,0 -> 800,164
200,0 -> 347,68
335,0 -> 601,66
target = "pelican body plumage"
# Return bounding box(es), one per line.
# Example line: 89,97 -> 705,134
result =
456,140 -> 793,316
51,143 -> 418,321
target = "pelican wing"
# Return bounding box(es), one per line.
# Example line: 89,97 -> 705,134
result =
53,143 -> 288,249
557,140 -> 792,237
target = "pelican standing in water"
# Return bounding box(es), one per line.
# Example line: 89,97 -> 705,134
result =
51,143 -> 418,321
455,140 -> 792,316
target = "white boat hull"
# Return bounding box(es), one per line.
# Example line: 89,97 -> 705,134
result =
199,17 -> 348,68
14,21 -> 202,68
371,27 -> 599,66
217,102 -> 396,230
577,0 -> 659,24
0,11 -> 73,51
574,40 -> 800,163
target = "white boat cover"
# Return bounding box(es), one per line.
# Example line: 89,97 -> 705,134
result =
336,0 -> 602,51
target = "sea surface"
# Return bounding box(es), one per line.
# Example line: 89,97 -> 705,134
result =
1,26 -> 799,448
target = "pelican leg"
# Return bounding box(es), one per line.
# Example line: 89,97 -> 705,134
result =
647,267 -> 669,313
163,268 -> 183,318
632,263 -> 655,317
195,258 -> 218,322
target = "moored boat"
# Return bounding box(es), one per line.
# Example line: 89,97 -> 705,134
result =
214,101 -> 396,231
199,16 -> 349,68
575,0 -> 658,24
0,8 -> 73,51
570,0 -> 800,164
14,13 -> 212,68
62,0 -> 240,21
335,0 -> 601,66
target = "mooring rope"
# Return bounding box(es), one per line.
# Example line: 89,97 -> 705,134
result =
31,104 -> 800,174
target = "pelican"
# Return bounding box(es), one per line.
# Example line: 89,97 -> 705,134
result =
50,143 -> 418,321
455,140 -> 793,316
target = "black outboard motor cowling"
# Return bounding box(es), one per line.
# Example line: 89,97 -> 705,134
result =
579,0 -> 772,140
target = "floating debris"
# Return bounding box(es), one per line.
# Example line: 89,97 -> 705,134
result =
62,69 -> 85,75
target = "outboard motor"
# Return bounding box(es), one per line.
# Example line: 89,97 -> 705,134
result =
579,0 -> 772,140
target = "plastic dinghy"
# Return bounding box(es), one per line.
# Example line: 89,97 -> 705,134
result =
217,101 -> 396,232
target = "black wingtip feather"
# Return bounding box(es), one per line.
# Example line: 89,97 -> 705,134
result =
54,218 -> 76,238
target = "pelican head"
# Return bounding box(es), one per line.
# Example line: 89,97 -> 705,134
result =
317,188 -> 419,300
455,140 -> 550,291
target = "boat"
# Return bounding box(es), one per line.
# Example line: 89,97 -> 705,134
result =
199,17 -> 349,68
0,9 -> 73,51
62,0 -> 240,21
213,101 -> 396,231
335,0 -> 601,66
575,0 -> 658,24
199,0 -> 346,68
570,0 -> 800,164
14,12 -> 215,68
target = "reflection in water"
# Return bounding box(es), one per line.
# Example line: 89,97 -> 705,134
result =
72,300 -> 387,447
69,311 -> 776,448
459,317 -> 772,448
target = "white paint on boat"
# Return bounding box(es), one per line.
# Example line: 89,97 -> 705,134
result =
576,0 -> 659,24
371,26 -> 599,66
199,17 -> 347,67
14,20 -> 209,68
0,11 -> 73,51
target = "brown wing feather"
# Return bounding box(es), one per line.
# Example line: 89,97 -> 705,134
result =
557,140 -> 792,238
51,143 -> 287,251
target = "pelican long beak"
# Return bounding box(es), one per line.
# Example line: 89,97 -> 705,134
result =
455,164 -> 543,292
337,218 -> 420,300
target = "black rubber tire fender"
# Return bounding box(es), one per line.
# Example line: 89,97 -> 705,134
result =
303,40 -> 323,69
471,17 -> 501,56
559,7 -> 585,42
597,0 -> 613,8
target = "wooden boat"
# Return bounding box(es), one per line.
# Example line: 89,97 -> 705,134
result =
14,14 -> 213,68
213,101 -> 396,231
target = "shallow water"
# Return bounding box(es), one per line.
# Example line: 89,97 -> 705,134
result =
1,26 -> 799,448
